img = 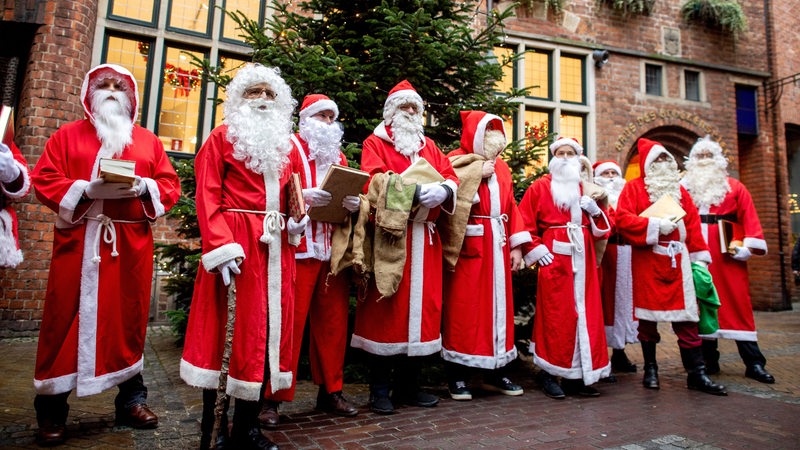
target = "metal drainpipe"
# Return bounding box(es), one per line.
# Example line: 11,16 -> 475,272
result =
763,0 -> 791,309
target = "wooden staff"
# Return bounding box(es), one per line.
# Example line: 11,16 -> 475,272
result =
210,277 -> 236,447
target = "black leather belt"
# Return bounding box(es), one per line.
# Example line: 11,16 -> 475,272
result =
607,234 -> 629,246
699,213 -> 737,225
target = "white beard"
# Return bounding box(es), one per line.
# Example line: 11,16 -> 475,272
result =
391,111 -> 425,157
683,158 -> 730,208
549,156 -> 581,212
299,118 -> 343,168
483,130 -> 506,159
645,159 -> 682,203
226,98 -> 293,176
595,176 -> 626,206
91,89 -> 133,159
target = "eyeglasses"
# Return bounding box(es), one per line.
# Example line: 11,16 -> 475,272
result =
244,88 -> 277,99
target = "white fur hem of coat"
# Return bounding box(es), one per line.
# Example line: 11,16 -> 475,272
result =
531,345 -> 610,385
700,329 -> 757,341
441,347 -> 517,370
350,334 -> 441,356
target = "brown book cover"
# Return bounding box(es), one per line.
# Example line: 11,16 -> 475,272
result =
99,158 -> 137,185
0,105 -> 14,146
287,172 -> 306,221
308,164 -> 369,224
639,194 -> 686,223
718,219 -> 743,255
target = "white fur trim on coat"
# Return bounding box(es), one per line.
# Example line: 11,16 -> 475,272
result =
350,334 -> 442,356
689,250 -> 712,264
743,237 -> 767,254
523,244 -> 550,267
646,217 -> 661,246
509,231 -> 532,249
0,209 -> 23,268
700,329 -> 757,341
58,180 -> 90,225
140,177 -> 165,219
1,160 -> 30,198
201,243 -> 245,272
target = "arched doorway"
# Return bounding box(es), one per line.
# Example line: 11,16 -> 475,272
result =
622,125 -> 701,180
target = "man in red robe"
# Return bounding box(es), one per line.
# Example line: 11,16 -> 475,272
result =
180,64 -> 305,450
440,111 -> 529,401
31,64 -> 181,446
260,94 -> 359,427
353,80 -> 459,414
615,137 -> 726,396
681,136 -> 773,384
0,140 -> 30,268
518,137 -> 612,399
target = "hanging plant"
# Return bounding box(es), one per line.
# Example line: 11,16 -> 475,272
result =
602,0 -> 655,16
681,0 -> 747,35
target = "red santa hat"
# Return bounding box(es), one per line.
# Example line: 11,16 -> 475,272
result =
593,159 -> 622,178
638,137 -> 673,176
299,94 -> 339,122
383,80 -> 424,123
80,63 -> 139,123
459,110 -> 505,157
549,137 -> 583,155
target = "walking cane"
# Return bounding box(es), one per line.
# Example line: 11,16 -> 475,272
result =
210,276 -> 236,448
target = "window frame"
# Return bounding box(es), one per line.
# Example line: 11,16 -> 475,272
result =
681,69 -> 703,102
107,0 -> 160,28
165,0 -> 215,38
643,62 -> 665,97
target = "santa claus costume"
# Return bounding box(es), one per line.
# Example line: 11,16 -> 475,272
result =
31,64 -> 180,442
518,137 -> 612,398
440,111 -> 530,400
593,160 -> 639,374
681,136 -> 774,383
615,137 -> 726,395
261,94 -> 359,423
352,80 -> 458,414
0,140 -> 31,268
179,64 -> 304,449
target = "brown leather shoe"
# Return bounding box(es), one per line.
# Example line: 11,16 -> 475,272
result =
316,391 -> 358,417
36,420 -> 65,447
118,403 -> 158,429
258,401 -> 280,429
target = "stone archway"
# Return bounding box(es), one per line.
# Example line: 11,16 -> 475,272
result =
621,125 -> 701,179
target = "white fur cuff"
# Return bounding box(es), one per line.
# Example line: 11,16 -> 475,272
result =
690,250 -> 712,264
743,237 -> 767,254
646,217 -> 661,246
509,231 -> 532,249
202,243 -> 245,272
524,244 -> 550,267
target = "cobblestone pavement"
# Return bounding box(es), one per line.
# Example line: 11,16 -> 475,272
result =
1,305 -> 799,449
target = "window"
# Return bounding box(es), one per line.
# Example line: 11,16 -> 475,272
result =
559,54 -> 584,104
736,85 -> 758,136
492,46 -> 516,93
645,64 -> 663,96
98,0 -> 266,156
684,70 -> 701,101
524,50 -> 550,99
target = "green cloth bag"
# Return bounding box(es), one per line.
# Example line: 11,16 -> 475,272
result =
692,262 -> 721,335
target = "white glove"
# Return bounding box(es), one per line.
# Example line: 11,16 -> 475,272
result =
287,215 -> 310,235
132,176 -> 149,197
580,195 -> 602,217
218,259 -> 241,286
732,246 -> 752,261
342,195 -> 360,213
0,143 -> 21,184
302,188 -> 331,207
418,183 -> 448,208
482,160 -> 496,178
84,178 -> 137,199
537,252 -> 555,267
658,218 -> 678,235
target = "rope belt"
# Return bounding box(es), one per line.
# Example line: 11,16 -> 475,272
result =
660,240 -> 684,268
86,214 -> 147,263
224,208 -> 285,244
551,222 -> 585,273
471,213 -> 509,246
409,218 -> 437,245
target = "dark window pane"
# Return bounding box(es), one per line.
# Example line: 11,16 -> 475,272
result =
736,85 -> 758,136
685,70 -> 700,101
645,64 -> 662,96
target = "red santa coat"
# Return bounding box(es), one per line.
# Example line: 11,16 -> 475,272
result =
518,175 -> 611,384
351,122 -> 458,356
688,178 -> 767,341
0,141 -> 31,268
615,152 -> 711,323
32,64 -> 180,397
600,206 -> 638,349
180,125 -> 302,400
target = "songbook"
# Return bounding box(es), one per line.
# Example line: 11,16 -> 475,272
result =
308,164 -> 369,224
0,105 -> 14,146
287,172 -> 306,222
639,194 -> 686,223
718,219 -> 742,255
99,158 -> 136,185
401,157 -> 445,184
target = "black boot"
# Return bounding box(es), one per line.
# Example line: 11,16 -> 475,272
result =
681,346 -> 727,396
611,348 -> 637,373
230,399 -> 279,450
641,341 -> 659,389
200,389 -> 229,450
34,392 -> 70,446
701,339 -> 720,375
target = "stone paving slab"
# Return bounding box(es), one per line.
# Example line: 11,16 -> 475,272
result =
1,306 -> 798,449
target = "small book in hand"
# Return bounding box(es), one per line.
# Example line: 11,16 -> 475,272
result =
718,219 -> 743,255
639,195 -> 686,223
99,158 -> 137,185
287,172 -> 306,222
308,164 -> 369,224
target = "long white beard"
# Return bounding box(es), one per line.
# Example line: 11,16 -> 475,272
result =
299,118 -> 343,168
391,111 -> 425,157
549,156 -> 581,212
226,99 -> 293,176
645,160 -> 682,203
483,130 -> 506,159
595,176 -> 626,206
683,159 -> 730,208
91,90 -> 133,159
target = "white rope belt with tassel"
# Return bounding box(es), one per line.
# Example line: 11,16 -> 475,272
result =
471,213 -> 509,246
223,209 -> 286,244
86,214 -> 147,263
